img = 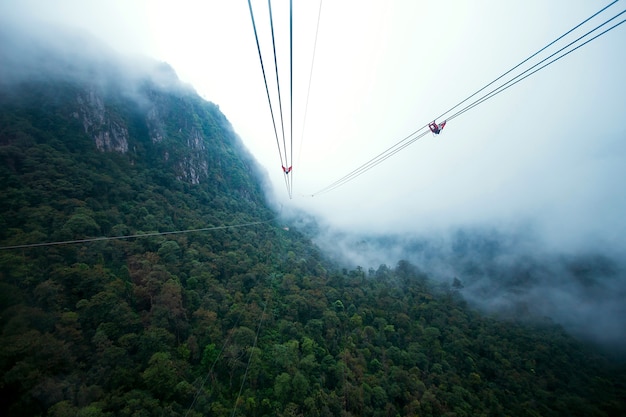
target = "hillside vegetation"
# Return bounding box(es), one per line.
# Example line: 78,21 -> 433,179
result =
1,40 -> 625,416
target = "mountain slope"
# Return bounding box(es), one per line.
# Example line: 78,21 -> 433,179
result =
0,25 -> 625,417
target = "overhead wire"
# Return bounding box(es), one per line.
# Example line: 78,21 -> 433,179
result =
445,8 -> 626,124
289,0 -> 294,197
230,297 -> 269,417
430,0 -> 620,126
296,0 -> 323,183
0,217 -> 276,250
310,1 -> 624,196
183,303 -> 246,417
311,128 -> 430,196
267,0 -> 290,181
246,0 -> 291,197
246,0 -> 325,199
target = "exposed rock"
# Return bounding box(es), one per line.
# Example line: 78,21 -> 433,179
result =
74,89 -> 129,153
146,105 -> 165,143
178,128 -> 209,184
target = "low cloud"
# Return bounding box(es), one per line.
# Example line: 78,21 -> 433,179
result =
293,214 -> 626,357
0,17 -> 193,103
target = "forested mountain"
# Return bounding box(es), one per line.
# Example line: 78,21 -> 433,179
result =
1,26 -> 625,417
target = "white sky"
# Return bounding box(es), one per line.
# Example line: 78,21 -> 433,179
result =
2,0 -> 626,252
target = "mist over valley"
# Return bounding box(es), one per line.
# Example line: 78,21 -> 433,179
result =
295,215 -> 626,357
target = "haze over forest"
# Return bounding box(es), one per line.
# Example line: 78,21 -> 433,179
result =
1,7 -> 625,417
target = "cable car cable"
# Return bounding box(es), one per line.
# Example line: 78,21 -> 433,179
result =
310,3 -> 624,196
297,0 -> 324,173
0,217 -> 277,250
267,0 -> 291,196
447,9 -> 626,124
247,0 -> 291,196
289,0 -> 294,197
431,0 -> 620,126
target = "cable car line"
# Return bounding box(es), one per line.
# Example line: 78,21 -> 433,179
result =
0,217 -> 277,250
310,3 -> 624,196
267,0 -> 290,175
297,0 -> 323,173
446,8 -> 626,125
267,0 -> 293,197
311,127 -> 429,196
247,0 -> 291,197
430,0 -> 620,127
230,297 -> 269,417
183,304 -> 246,417
289,0 -> 294,196
312,130 -> 431,196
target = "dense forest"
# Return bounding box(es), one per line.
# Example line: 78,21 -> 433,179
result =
1,30 -> 626,417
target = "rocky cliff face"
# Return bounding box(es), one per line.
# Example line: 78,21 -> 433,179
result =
0,22 -> 261,192
66,68 -> 221,184
67,81 -> 211,185
74,89 -> 130,153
